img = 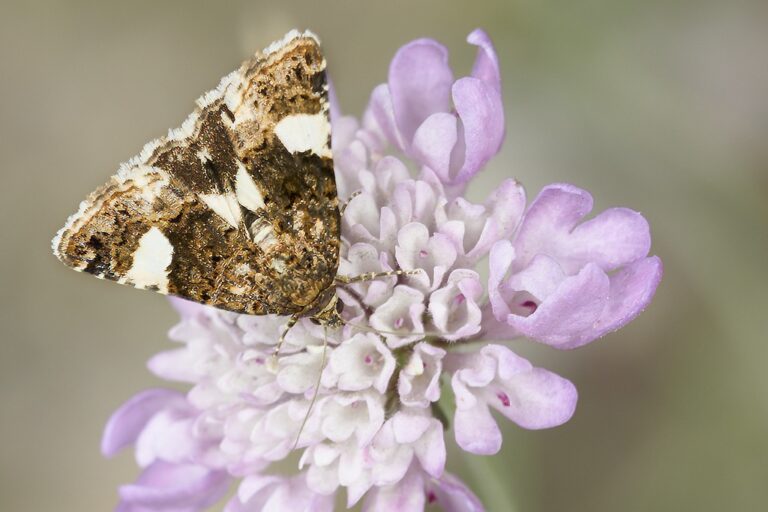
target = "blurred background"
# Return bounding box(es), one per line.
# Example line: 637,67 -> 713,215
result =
2,0 -> 767,510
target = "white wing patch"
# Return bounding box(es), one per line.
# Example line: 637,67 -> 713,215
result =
249,217 -> 278,250
125,227 -> 173,292
236,163 -> 265,212
274,113 -> 331,158
200,192 -> 242,229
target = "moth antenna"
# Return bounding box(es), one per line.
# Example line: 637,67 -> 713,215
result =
292,325 -> 328,450
335,269 -> 422,285
343,320 -> 443,338
267,314 -> 299,373
338,190 -> 363,216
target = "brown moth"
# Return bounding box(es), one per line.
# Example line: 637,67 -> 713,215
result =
52,30 -> 349,331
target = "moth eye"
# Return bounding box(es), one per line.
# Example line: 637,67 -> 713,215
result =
335,300 -> 344,314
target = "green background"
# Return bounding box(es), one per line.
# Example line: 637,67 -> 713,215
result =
1,0 -> 767,510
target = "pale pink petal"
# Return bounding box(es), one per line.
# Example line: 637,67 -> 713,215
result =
429,472 -> 485,512
411,112 -> 459,181
147,349 -> 200,382
389,39 -> 454,144
453,399 -> 501,455
363,465 -> 426,512
429,269 -> 483,340
118,461 -> 229,510
485,178 -> 526,242
513,183 -> 593,269
168,297 -> 208,319
505,263 -> 610,346
452,76 -> 505,184
565,207 -> 652,272
488,239 -> 517,320
329,332 -> 396,393
487,367 -> 577,429
369,285 -> 426,347
412,419 -> 446,477
367,84 -> 406,151
226,474 -> 334,512
467,29 -> 500,92
102,389 -> 186,457
398,343 -> 446,408
517,188 -> 652,274
396,222 -> 456,291
558,256 -> 663,349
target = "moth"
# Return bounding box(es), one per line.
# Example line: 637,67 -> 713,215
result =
52,30 -> 401,347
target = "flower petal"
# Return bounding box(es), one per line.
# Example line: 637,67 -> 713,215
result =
513,183 -> 593,269
412,419 -> 446,478
261,474 -> 334,512
489,367 -> 577,429
411,112 -> 458,181
147,348 -> 200,382
168,296 -> 209,319
506,263 -> 610,347
453,399 -> 502,455
429,269 -> 483,340
118,461 -> 229,509
566,207 -> 651,271
362,465 -> 426,512
468,29 -> 500,91
102,389 -> 186,457
560,255 -> 663,348
452,76 -> 505,184
330,333 -> 396,393
366,84 -> 406,151
389,39 -> 454,144
485,178 -> 526,242
369,285 -> 426,347
398,343 -> 446,407
429,472 -> 485,512
488,239 -> 517,320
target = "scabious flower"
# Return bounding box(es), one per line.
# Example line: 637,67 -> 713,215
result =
103,29 -> 662,511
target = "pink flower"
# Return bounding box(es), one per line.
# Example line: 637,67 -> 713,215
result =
488,183 -> 663,349
326,332 -> 396,393
398,342 -> 445,408
363,466 -> 484,512
102,389 -> 231,512
225,474 -> 334,512
101,29 -> 661,512
447,345 -> 577,455
367,29 -> 505,193
301,409 -> 445,507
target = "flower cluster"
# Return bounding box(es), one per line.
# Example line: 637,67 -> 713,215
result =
103,29 -> 662,511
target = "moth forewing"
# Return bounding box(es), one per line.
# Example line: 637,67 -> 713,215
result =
53,30 -> 341,323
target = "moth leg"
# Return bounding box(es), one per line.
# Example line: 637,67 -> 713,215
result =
335,269 -> 422,285
338,190 -> 363,216
267,314 -> 299,373
292,325 -> 328,450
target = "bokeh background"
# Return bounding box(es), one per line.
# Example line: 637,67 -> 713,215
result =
2,0 -> 767,510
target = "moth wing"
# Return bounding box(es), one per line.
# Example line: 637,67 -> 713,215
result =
53,31 -> 340,316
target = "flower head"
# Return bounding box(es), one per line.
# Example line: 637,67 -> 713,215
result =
105,29 -> 661,511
